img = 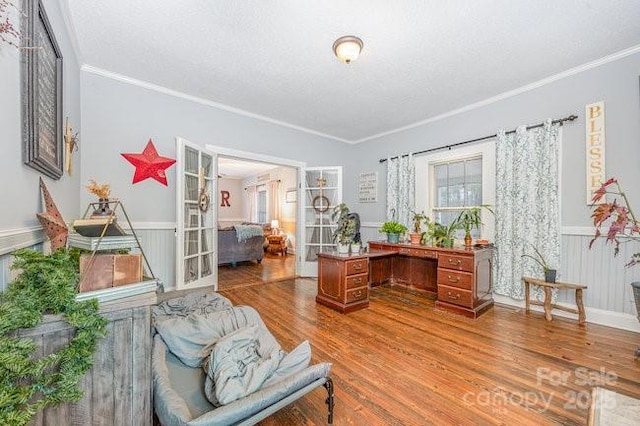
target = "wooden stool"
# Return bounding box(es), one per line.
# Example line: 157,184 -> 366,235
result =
522,277 -> 587,325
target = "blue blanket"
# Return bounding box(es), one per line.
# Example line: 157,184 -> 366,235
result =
233,225 -> 263,242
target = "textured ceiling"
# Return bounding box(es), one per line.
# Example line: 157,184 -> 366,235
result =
218,157 -> 277,179
66,0 -> 640,143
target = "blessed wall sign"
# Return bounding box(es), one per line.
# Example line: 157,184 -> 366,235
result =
585,101 -> 605,204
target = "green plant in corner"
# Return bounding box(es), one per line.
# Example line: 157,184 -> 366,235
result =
0,248 -> 107,426
521,245 -> 556,283
331,203 -> 356,246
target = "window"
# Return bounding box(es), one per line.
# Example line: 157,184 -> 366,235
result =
432,156 -> 482,236
257,188 -> 267,223
415,141 -> 495,240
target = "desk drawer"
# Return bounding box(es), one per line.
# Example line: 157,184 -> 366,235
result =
438,284 -> 473,308
438,254 -> 474,272
437,269 -> 473,290
346,259 -> 368,276
398,247 -> 438,259
346,287 -> 367,303
346,273 -> 368,289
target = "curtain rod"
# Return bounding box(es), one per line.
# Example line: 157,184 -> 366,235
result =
378,114 -> 578,163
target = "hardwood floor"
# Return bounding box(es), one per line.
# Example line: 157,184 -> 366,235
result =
217,252 -> 295,291
219,279 -> 640,426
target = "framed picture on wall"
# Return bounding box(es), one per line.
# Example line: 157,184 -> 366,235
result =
22,0 -> 64,180
285,189 -> 296,203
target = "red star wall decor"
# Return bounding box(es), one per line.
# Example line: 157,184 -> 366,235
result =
121,139 -> 176,186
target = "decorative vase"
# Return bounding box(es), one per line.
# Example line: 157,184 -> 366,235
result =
92,198 -> 112,217
350,242 -> 361,254
631,282 -> 640,358
464,234 -> 472,248
337,243 -> 350,254
409,233 -> 422,245
544,269 -> 557,283
386,233 -> 400,244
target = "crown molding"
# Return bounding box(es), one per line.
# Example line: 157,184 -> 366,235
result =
80,65 -> 351,144
354,43 -> 640,144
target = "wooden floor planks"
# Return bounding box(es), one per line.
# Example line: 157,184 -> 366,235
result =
217,279 -> 640,426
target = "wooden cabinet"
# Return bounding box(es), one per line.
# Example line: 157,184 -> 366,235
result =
266,234 -> 287,255
317,253 -> 369,313
368,241 -> 494,318
18,291 -> 156,425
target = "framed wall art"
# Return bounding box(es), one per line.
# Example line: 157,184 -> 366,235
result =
22,0 -> 64,180
285,189 -> 296,203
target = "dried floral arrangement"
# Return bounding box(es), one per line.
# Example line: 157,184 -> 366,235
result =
86,179 -> 111,199
0,0 -> 20,48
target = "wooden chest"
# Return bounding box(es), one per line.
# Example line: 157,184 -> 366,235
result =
79,253 -> 143,292
316,252 -> 369,313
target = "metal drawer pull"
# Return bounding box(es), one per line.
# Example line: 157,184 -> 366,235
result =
447,275 -> 461,283
354,291 -> 362,298
448,258 -> 462,266
447,292 -> 461,300
354,278 -> 362,284
354,263 -> 362,269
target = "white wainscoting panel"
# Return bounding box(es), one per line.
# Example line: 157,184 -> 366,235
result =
129,223 -> 176,291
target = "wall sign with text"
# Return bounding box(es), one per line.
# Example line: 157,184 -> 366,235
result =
358,172 -> 378,203
586,101 -> 605,204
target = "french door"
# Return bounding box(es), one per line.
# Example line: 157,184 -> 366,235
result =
175,138 -> 218,290
300,166 -> 342,276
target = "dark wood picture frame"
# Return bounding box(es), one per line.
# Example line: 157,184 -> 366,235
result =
21,0 -> 64,180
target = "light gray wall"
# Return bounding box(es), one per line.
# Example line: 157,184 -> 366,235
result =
217,178 -> 245,222
0,0 -> 82,231
341,51 -> 640,228
80,72 -> 350,223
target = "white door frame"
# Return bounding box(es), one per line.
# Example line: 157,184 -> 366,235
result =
205,144 -> 307,277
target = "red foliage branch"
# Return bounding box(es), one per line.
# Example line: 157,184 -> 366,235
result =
0,0 -> 20,48
589,178 -> 640,267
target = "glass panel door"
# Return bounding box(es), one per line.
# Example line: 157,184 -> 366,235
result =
300,166 -> 342,276
176,138 -> 217,290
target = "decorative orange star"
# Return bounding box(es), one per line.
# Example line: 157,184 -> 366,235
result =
36,178 -> 68,251
121,139 -> 176,186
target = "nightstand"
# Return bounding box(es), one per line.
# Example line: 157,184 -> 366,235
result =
266,235 -> 287,255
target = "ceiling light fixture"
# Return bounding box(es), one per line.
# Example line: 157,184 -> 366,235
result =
332,35 -> 363,64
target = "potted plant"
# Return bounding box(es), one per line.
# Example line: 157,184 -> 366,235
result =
379,221 -> 408,244
332,203 -> 356,253
409,211 -> 429,244
431,221 -> 459,248
589,178 -> 640,346
456,205 -> 494,248
521,245 -> 556,283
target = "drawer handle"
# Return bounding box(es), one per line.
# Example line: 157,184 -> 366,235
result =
447,275 -> 461,283
354,263 -> 362,270
448,258 -> 462,266
447,291 -> 460,300
354,291 -> 362,298
354,278 -> 362,284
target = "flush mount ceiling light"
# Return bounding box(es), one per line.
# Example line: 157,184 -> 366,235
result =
332,35 -> 363,64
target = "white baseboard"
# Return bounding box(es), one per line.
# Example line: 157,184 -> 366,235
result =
493,294 -> 640,333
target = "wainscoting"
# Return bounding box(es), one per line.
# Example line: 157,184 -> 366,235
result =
1,223 -> 639,331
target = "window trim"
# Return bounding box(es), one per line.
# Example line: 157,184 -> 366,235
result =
415,140 -> 496,240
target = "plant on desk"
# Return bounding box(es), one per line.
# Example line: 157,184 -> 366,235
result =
456,205 -> 494,248
430,221 -> 459,248
521,245 -> 556,283
332,203 -> 356,253
379,221 -> 407,244
409,211 -> 430,245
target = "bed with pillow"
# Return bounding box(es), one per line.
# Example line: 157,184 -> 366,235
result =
152,292 -> 334,425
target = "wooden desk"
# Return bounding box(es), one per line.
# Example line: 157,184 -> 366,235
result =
522,277 -> 587,325
368,241 -> 494,318
316,250 -> 396,313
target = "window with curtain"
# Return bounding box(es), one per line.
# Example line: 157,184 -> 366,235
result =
431,156 -> 482,237
257,188 -> 267,223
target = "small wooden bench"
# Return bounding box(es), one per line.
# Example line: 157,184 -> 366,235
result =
522,277 -> 587,325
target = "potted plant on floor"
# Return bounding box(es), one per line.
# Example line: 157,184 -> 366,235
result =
456,205 -> 494,248
332,203 -> 356,253
589,178 -> 640,356
379,221 -> 407,244
521,245 -> 557,283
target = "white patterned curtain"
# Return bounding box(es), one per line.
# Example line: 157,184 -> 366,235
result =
494,120 -> 561,299
246,185 -> 257,222
386,153 -> 415,228
267,180 -> 280,222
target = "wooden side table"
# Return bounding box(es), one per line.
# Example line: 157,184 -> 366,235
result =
522,277 -> 587,325
266,234 -> 287,255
